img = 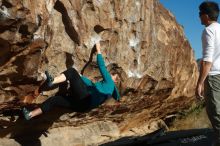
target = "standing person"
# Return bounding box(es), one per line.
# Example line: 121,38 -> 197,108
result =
196,1 -> 220,146
23,42 -> 120,120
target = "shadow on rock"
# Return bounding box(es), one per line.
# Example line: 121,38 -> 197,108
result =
0,105 -> 74,146
0,82 -> 84,146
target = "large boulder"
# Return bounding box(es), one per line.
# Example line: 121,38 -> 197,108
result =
0,0 -> 198,145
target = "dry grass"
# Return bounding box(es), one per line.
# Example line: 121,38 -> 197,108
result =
169,107 -> 212,131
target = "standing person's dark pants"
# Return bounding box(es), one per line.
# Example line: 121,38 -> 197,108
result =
40,68 -> 91,113
205,75 -> 220,145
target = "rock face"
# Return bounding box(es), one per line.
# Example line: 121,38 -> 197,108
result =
0,0 -> 198,145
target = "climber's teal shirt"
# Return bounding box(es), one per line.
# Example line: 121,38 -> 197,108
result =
81,54 -> 120,108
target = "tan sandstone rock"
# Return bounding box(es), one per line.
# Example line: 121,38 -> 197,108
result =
0,0 -> 198,145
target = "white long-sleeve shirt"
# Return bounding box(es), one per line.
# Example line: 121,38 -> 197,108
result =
202,22 -> 220,75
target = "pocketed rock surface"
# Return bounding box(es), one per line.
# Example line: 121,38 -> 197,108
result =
0,0 -> 198,145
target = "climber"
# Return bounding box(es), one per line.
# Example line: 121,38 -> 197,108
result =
22,42 -> 120,120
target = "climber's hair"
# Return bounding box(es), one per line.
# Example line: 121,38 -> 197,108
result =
109,70 -> 119,76
199,1 -> 219,21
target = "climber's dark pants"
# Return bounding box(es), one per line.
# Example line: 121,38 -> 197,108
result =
63,67 -> 90,100
40,68 -> 91,112
205,74 -> 220,145
40,95 -> 91,112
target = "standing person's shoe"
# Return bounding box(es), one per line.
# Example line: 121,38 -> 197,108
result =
22,108 -> 31,120
45,71 -> 54,87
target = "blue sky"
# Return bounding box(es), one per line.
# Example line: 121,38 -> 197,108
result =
159,0 -> 220,59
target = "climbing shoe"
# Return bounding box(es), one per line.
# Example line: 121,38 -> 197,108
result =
45,71 -> 54,87
22,107 -> 31,120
